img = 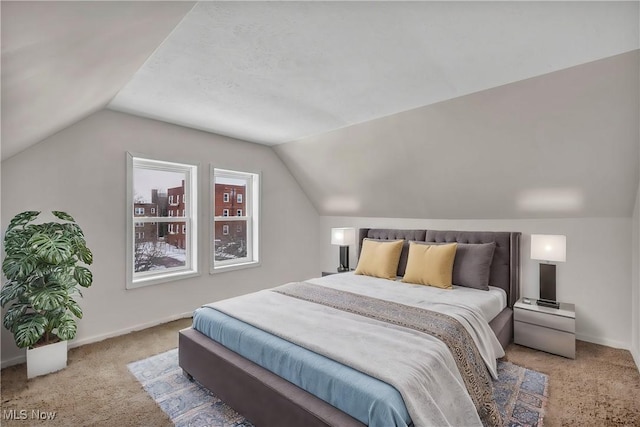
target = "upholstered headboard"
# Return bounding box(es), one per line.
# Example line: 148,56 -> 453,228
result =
358,228 -> 521,307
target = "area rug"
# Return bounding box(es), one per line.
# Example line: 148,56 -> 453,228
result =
128,349 -> 547,427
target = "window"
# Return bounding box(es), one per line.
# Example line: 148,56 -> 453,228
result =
127,154 -> 198,288
135,222 -> 144,228
212,167 -> 260,272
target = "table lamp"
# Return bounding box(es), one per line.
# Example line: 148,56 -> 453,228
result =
531,234 -> 566,309
331,228 -> 356,272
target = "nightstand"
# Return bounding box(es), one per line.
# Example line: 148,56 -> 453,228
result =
514,297 -> 576,359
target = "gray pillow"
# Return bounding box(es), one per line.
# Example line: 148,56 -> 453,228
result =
413,241 -> 496,290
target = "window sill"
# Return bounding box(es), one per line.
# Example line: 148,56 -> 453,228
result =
210,261 -> 261,275
127,270 -> 200,289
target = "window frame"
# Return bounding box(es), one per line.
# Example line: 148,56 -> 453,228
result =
126,153 -> 199,289
211,167 -> 260,273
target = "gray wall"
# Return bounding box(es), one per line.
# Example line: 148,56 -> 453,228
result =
1,110 -> 320,367
274,51 -> 639,220
321,216 -> 633,351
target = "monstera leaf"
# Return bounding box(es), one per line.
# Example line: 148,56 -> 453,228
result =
30,285 -> 67,311
2,302 -> 28,331
67,299 -> 83,319
52,211 -> 75,222
0,283 -> 27,308
28,233 -> 73,264
7,211 -> 40,232
73,266 -> 93,288
14,314 -> 48,348
55,314 -> 78,341
2,252 -> 37,280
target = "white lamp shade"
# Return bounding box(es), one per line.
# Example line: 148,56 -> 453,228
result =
531,234 -> 566,262
331,228 -> 356,246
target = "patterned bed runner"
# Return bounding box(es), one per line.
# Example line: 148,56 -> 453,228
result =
273,282 -> 502,427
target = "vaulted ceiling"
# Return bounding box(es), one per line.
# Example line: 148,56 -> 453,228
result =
1,1 -> 196,160
275,50 -> 639,218
2,1 -> 639,218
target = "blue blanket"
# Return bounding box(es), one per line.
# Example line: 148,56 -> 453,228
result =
193,306 -> 412,427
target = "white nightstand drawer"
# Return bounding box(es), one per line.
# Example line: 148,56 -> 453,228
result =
515,320 -> 575,359
514,307 -> 575,333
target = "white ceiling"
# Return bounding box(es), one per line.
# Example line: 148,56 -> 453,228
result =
3,1 -> 638,160
108,1 -> 639,146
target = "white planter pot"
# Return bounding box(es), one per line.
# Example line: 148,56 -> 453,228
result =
27,340 -> 68,379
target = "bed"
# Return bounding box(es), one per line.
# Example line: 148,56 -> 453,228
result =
179,228 -> 521,427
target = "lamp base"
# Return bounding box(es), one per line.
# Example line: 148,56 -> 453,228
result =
536,299 -> 560,309
539,263 -> 557,301
337,246 -> 350,273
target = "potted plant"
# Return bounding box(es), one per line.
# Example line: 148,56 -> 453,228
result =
1,211 -> 93,378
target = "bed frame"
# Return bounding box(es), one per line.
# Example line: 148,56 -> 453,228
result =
179,228 -> 521,427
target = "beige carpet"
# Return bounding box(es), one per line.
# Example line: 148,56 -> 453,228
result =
1,318 -> 639,426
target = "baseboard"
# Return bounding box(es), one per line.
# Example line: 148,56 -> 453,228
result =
71,311 -> 193,348
632,346 -> 640,373
575,333 -> 629,351
1,354 -> 26,370
1,311 -> 193,369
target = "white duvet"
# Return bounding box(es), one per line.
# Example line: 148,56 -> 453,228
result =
208,273 -> 505,427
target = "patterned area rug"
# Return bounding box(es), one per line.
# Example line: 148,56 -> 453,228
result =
128,349 -> 547,427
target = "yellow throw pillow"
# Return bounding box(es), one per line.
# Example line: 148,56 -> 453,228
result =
354,239 -> 404,280
402,242 -> 457,289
